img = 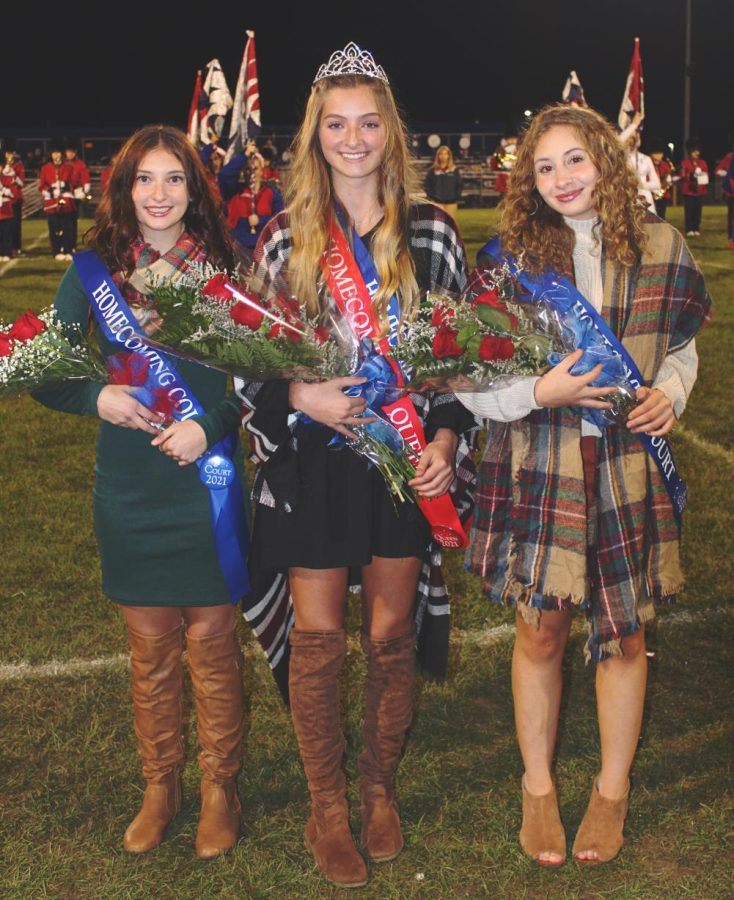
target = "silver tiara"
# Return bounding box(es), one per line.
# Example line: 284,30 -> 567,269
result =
313,42 -> 389,85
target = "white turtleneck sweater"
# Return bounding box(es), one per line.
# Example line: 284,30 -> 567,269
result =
457,216 -> 697,432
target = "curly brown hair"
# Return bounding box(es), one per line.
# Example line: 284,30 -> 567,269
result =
85,124 -> 235,277
498,104 -> 647,274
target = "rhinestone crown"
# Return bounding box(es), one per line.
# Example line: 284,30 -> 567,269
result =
313,42 -> 389,85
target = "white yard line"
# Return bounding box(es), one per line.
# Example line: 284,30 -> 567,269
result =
2,607 -> 731,683
675,423 -> 734,467
0,234 -> 46,277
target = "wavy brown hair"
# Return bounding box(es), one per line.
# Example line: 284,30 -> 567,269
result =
284,74 -> 418,324
86,124 -> 235,277
499,104 -> 647,273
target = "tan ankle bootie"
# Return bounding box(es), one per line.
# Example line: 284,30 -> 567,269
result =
573,779 -> 629,864
519,777 -> 566,866
186,626 -> 244,860
358,629 -> 416,863
123,625 -> 184,854
289,629 -> 368,888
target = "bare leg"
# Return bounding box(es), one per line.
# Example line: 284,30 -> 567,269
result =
121,605 -> 182,635
574,626 -> 646,862
183,603 -> 236,638
512,608 -> 572,865
289,567 -> 348,630
361,555 -> 422,638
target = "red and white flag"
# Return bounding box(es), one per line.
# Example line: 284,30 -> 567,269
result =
617,37 -> 645,130
225,30 -> 262,163
187,69 -> 205,146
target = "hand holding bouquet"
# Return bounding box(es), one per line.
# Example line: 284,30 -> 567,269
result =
397,257 -> 639,428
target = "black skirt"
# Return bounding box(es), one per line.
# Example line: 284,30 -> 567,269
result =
250,423 -> 430,571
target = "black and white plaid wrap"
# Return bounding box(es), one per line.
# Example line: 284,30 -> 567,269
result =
235,203 -> 479,703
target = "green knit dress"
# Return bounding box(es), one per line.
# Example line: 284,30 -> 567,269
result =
34,264 -> 249,607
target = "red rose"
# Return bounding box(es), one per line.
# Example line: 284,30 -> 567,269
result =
9,311 -> 47,342
472,288 -> 502,309
313,325 -> 330,344
0,332 -> 14,356
432,326 -> 464,358
478,335 -> 515,361
230,300 -> 265,330
273,294 -> 302,324
431,305 -> 455,328
201,273 -> 235,304
473,289 -> 519,329
268,321 -> 302,342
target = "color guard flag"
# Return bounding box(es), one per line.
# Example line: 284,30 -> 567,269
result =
187,70 -> 208,147
562,70 -> 588,107
225,30 -> 262,163
202,58 -> 233,143
617,37 -> 645,130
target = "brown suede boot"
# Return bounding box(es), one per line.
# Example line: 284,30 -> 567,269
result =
358,629 -> 416,863
519,777 -> 566,866
186,625 -> 244,860
572,779 -> 629,864
289,629 -> 368,888
122,624 -> 184,854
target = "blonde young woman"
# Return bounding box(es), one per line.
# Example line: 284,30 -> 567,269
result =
457,104 -> 711,866
236,43 -> 476,888
424,144 -> 463,219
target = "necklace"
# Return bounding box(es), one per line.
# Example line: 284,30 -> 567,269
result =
353,207 -> 383,235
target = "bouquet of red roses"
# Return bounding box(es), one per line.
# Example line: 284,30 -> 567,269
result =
140,263 -> 357,383
0,309 -> 107,398
139,265 -> 417,502
395,261 -> 563,393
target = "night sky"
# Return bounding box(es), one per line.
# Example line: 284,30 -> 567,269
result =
3,0 -> 732,162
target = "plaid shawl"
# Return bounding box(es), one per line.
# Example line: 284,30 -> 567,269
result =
468,217 -> 712,662
236,203 -> 478,702
113,231 -> 207,314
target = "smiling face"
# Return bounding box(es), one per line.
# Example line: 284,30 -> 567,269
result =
318,85 -> 386,192
533,124 -> 600,221
131,146 -> 189,250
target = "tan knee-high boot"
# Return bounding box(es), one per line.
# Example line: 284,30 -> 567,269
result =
123,624 -> 185,854
289,629 -> 368,888
186,625 -> 244,860
358,629 -> 416,862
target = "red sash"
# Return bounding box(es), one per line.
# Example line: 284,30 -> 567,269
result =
321,217 -> 468,549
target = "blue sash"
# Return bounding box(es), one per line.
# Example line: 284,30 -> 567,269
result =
334,204 -> 402,350
480,237 -> 687,519
73,250 -> 250,604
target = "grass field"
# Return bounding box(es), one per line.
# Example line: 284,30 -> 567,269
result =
1,210 -> 732,899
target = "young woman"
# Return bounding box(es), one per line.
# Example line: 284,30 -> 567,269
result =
34,125 -> 249,860
457,104 -> 710,866
424,144 -> 463,219
236,43 -> 476,888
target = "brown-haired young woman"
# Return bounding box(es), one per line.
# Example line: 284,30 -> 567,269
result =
35,124 -> 249,861
458,104 -> 711,866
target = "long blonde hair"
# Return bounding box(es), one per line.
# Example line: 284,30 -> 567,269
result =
285,74 -> 419,323
499,104 -> 647,273
433,144 -> 456,172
